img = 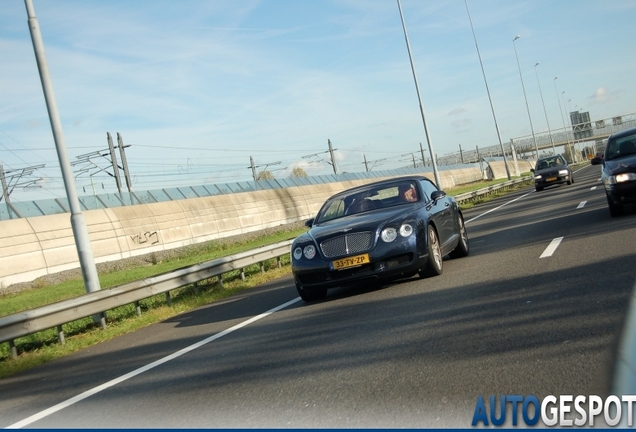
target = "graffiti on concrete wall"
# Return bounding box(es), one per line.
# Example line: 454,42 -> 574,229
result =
130,231 -> 159,246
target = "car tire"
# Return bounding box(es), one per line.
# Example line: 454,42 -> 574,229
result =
449,215 -> 469,258
296,282 -> 327,302
419,224 -> 443,278
607,195 -> 623,217
535,185 -> 543,192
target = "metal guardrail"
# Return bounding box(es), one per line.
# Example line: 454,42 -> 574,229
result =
0,177 -> 535,358
453,176 -> 533,203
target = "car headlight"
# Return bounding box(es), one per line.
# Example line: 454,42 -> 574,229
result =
399,223 -> 414,237
381,224 -> 414,242
559,169 -> 569,176
534,175 -> 542,180
293,244 -> 317,260
608,173 -> 636,184
293,247 -> 303,260
381,227 -> 397,242
303,244 -> 316,259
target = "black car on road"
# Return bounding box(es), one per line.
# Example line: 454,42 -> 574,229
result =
291,176 -> 469,301
531,154 -> 573,192
592,127 -> 636,217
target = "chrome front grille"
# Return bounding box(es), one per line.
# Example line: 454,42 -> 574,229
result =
320,231 -> 373,258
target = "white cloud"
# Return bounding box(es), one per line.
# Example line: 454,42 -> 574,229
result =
588,87 -> 621,105
448,107 -> 468,116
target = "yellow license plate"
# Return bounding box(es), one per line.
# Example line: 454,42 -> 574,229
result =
546,176 -> 557,182
331,253 -> 370,270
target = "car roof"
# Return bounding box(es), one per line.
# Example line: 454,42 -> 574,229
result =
330,176 -> 430,197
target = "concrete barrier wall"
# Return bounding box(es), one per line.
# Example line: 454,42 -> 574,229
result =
488,159 -> 535,179
0,166 -> 490,289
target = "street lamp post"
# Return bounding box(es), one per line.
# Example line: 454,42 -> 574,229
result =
513,35 -> 539,160
564,93 -> 578,157
465,0 -> 510,179
534,62 -> 556,155
24,0 -> 103,306
396,0 -> 441,188
554,77 -> 574,162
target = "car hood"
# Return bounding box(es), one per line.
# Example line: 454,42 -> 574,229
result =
308,206 -> 417,241
604,154 -> 636,175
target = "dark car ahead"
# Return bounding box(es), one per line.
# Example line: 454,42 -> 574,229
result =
291,176 -> 469,301
531,154 -> 573,192
591,126 -> 636,217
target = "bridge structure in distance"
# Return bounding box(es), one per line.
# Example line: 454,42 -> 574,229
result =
436,111 -> 636,166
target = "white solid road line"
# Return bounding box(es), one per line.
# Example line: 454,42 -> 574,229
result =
465,191 -> 534,224
540,237 -> 564,258
6,297 -> 302,429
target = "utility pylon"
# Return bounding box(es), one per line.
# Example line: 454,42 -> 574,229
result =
0,162 -> 9,203
327,139 -> 338,175
117,133 -> 133,192
106,132 -> 122,193
0,161 -> 45,203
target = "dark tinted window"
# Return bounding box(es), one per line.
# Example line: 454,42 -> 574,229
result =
607,133 -> 636,160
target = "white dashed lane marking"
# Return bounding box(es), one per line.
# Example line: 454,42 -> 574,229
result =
540,237 -> 564,258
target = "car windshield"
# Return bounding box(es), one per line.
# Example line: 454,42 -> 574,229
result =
315,181 -> 418,223
606,135 -> 636,161
536,156 -> 566,170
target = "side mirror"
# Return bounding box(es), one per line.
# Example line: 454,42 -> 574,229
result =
430,190 -> 446,202
590,157 -> 602,166
530,168 -> 535,173
304,218 -> 314,228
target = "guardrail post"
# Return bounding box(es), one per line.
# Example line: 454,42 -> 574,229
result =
217,275 -> 223,287
57,325 -> 65,345
277,257 -> 282,268
135,301 -> 141,316
165,291 -> 172,307
240,268 -> 245,281
99,313 -> 106,330
9,340 -> 17,359
260,262 -> 265,273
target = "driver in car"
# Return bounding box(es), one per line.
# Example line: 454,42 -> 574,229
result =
399,183 -> 418,202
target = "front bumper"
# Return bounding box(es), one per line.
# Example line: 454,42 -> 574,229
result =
605,181 -> 636,205
292,237 -> 426,292
535,173 -> 570,188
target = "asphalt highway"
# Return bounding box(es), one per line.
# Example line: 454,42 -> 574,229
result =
1,163 -> 635,428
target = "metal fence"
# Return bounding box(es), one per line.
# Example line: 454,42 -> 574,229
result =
0,164 -> 469,221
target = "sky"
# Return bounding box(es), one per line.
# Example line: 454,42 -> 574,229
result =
1,0 -> 635,202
